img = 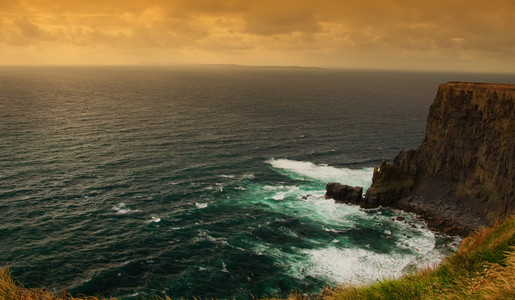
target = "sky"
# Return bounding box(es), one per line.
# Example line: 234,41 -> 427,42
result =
1,0 -> 514,72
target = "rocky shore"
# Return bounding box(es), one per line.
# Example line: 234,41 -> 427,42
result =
326,82 -> 515,236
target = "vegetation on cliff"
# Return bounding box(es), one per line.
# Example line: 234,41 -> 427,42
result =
2,216 -> 514,300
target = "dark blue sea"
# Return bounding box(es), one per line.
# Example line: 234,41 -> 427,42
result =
1,66 -> 514,299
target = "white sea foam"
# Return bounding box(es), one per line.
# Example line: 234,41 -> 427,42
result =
241,173 -> 255,179
195,230 -> 228,245
267,159 -> 374,190
295,195 -> 363,227
195,202 -> 208,209
221,261 -> 229,273
299,214 -> 458,285
112,203 -> 130,214
218,174 -> 236,178
218,173 -> 254,180
126,293 -> 140,298
386,209 -> 447,256
246,198 -> 460,286
263,185 -> 291,191
272,191 -> 288,201
396,227 -> 436,254
257,192 -> 461,285
148,216 -> 161,223
238,164 -> 460,287
271,186 -> 299,201
251,242 -> 270,255
249,183 -> 363,228
298,247 -> 413,284
112,203 -> 141,215
417,236 -> 460,267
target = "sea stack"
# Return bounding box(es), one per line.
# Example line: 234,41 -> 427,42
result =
329,82 -> 515,235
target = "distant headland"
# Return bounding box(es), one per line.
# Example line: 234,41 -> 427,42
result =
327,82 -> 515,236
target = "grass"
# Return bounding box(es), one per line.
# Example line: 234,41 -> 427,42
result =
2,216 -> 514,300
0,266 -> 103,300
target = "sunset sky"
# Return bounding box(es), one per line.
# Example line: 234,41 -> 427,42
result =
1,0 -> 514,72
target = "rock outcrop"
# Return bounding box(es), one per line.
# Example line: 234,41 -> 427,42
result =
325,182 -> 363,204
327,82 -> 515,235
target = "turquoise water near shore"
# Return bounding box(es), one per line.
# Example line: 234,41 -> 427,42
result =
1,67 -> 513,299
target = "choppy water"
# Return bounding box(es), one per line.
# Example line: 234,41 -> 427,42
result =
1,66 -> 513,299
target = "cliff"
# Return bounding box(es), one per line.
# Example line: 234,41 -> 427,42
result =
329,82 -> 515,235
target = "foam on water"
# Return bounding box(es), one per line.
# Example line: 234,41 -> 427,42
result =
148,216 -> 161,223
195,202 -> 208,209
263,185 -> 297,191
395,226 -> 435,253
241,173 -> 255,180
415,236 -> 461,268
269,209 -> 459,286
298,246 -> 413,284
267,159 -> 374,190
244,182 -> 361,228
238,177 -> 461,287
298,194 -> 363,224
221,261 -> 229,273
271,186 -> 299,201
195,230 -> 228,246
219,173 -> 255,180
218,174 -> 236,179
112,203 -> 142,215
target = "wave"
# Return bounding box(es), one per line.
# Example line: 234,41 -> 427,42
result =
112,203 -> 142,215
298,226 -> 460,286
238,186 -> 461,286
267,159 -> 374,190
195,202 -> 208,209
218,174 -> 236,179
218,173 -> 255,180
147,216 -> 161,223
299,246 -> 413,284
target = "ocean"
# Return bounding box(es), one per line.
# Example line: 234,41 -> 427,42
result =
1,66 -> 514,299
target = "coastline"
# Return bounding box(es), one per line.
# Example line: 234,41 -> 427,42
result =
327,82 -> 515,237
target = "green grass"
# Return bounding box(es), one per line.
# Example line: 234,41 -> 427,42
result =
2,217 -> 514,300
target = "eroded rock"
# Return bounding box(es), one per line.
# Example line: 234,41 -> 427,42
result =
363,82 -> 515,235
325,182 -> 363,205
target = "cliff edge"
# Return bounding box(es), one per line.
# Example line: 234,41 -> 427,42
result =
329,82 -> 515,235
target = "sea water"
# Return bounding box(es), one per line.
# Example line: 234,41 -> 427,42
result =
1,66 -> 513,299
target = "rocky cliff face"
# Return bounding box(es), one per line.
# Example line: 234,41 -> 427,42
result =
330,82 -> 515,235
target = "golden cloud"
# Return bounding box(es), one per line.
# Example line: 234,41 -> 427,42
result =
0,0 -> 514,71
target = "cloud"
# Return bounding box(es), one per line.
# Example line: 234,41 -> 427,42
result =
241,1 -> 321,35
0,17 -> 55,46
0,0 -> 514,71
14,18 -> 44,38
0,0 -> 21,11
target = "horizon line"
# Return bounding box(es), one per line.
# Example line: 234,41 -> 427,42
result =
0,63 -> 515,75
